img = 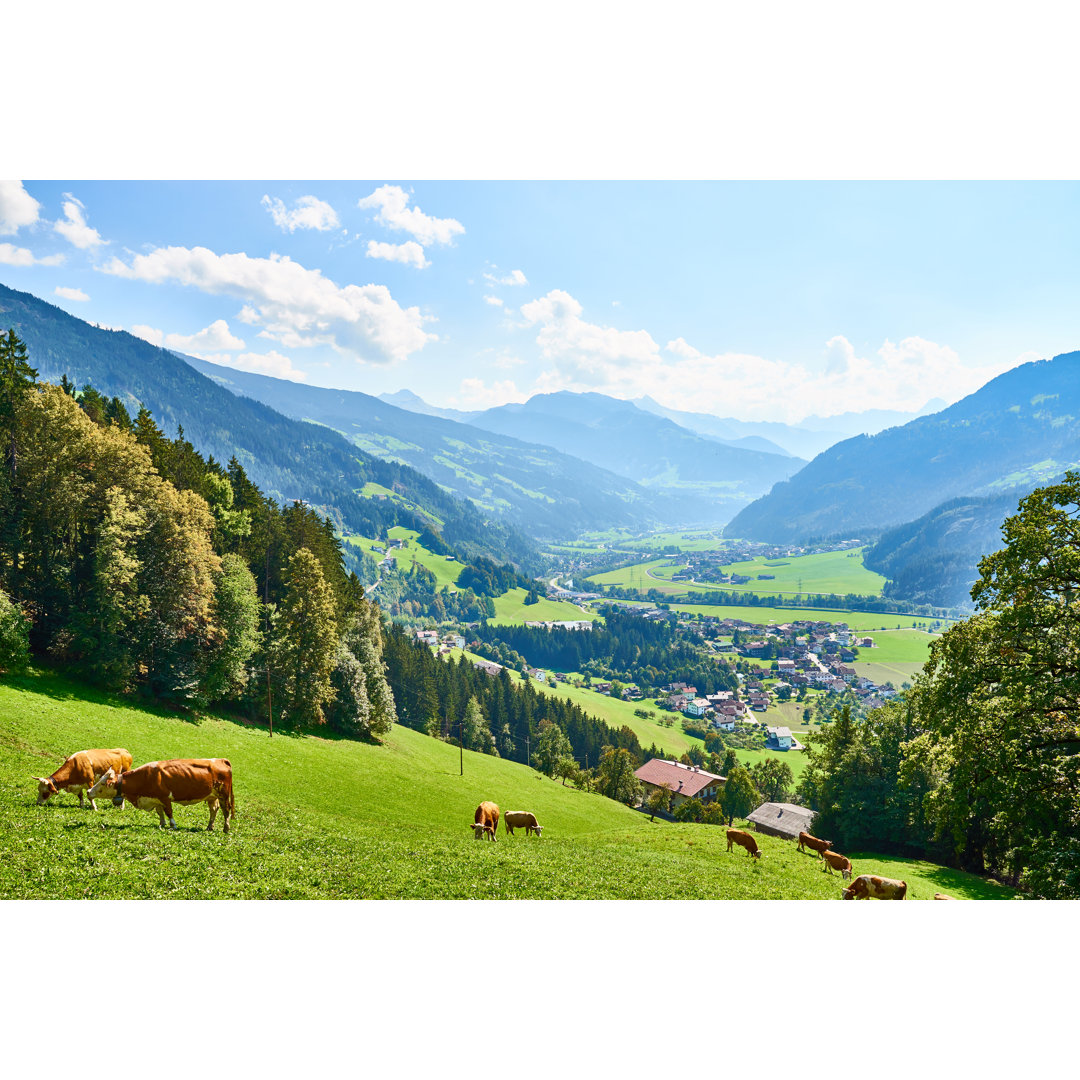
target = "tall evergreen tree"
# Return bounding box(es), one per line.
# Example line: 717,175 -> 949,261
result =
271,547 -> 340,727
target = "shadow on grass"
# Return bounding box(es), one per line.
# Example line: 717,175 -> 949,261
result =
848,852 -> 1015,900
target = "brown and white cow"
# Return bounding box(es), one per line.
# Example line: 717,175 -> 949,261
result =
504,810 -> 543,837
89,759 -> 235,832
726,828 -> 762,859
933,892 -> 956,900
471,801 -> 500,841
821,850 -> 853,880
797,830 -> 833,858
841,874 -> 907,900
34,748 -> 133,809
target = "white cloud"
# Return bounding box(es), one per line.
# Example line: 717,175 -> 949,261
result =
130,324 -> 164,347
101,245 -> 435,364
54,286 -> 89,301
451,377 -> 525,410
517,288 -> 1019,422
521,289 -> 663,391
0,242 -> 64,267
130,319 -> 246,354
261,194 -> 340,233
357,185 -> 464,246
483,295 -> 504,307
0,181 -> 40,235
203,350 -> 308,382
484,268 -> 528,287
365,239 -> 430,269
53,195 -> 106,249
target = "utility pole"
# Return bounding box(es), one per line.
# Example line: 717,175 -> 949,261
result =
265,534 -> 273,739
459,721 -> 463,776
526,734 -> 531,769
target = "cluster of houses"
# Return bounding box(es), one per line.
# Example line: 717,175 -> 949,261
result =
523,620 -> 594,631
633,758 -> 819,839
414,628 -> 466,656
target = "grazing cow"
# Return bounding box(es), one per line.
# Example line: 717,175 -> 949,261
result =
841,874 -> 907,900
821,850 -> 853,879
933,892 -> 956,900
34,748 -> 133,809
89,759 -> 235,832
726,828 -> 762,859
471,801 -> 500,841
504,810 -> 543,837
797,830 -> 833,858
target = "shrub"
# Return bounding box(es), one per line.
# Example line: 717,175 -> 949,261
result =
0,590 -> 29,674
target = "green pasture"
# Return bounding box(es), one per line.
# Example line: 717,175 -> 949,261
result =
853,661 -> 925,688
0,669 -> 1012,899
731,745 -> 810,782
618,530 -> 727,553
860,628 -> 939,664
668,603 -> 950,632
489,588 -> 599,626
703,547 -> 887,597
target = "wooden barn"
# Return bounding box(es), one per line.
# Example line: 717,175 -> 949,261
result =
747,801 -> 816,840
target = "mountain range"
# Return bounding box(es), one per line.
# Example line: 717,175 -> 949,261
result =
183,356 -> 678,538
463,391 -> 805,515
0,282 -> 534,568
727,350 -> 1080,545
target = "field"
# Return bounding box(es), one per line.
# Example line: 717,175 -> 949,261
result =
343,530 -> 465,592
647,600 -> 950,632
489,588 -> 599,626
0,670 -> 1014,900
702,548 -> 888,597
860,628 -> 940,663
588,549 -> 888,600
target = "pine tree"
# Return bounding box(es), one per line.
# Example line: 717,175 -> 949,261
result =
271,547 -> 340,727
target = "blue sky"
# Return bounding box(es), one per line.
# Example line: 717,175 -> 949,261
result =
2,179 -> 1078,422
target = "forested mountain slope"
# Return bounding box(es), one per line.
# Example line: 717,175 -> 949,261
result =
0,283 -> 533,566
182,354 -> 673,538
727,350 -> 1080,543
863,489 -> 1032,608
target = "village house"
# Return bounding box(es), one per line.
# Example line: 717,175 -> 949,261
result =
765,725 -> 794,750
685,697 -> 711,718
634,759 -> 726,809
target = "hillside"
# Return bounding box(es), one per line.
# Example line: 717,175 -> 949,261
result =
0,670 -> 1013,900
182,354 -> 672,539
863,489 -> 1029,608
468,391 -> 804,521
727,350 -> 1080,544
0,282 -> 533,567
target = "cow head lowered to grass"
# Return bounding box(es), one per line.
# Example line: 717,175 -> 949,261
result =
471,801 -> 500,840
34,748 -> 133,808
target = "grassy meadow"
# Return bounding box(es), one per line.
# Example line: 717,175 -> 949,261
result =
588,549 -> 888,600
0,669 -> 1014,900
702,547 -> 888,596
489,588 -> 599,626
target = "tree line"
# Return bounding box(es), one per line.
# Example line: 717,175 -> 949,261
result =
473,608 -> 738,696
382,623 -> 644,772
0,330 -> 394,738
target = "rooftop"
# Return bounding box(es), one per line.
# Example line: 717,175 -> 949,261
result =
634,759 -> 725,799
